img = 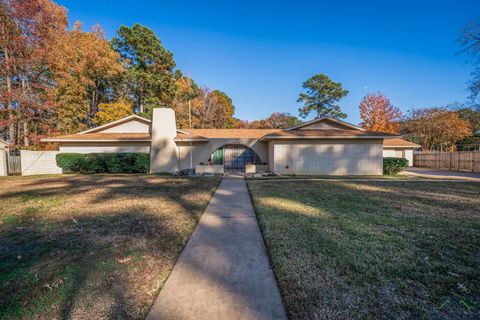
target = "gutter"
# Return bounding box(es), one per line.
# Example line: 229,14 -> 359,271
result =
42,138 -> 151,142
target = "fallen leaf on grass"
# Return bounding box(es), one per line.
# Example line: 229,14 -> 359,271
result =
117,256 -> 132,264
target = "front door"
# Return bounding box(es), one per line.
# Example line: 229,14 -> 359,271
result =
223,145 -> 260,172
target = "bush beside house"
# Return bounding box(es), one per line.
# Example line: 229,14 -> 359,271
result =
383,157 -> 408,175
56,153 -> 150,174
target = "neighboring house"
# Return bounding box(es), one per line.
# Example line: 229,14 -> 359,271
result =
0,139 -> 8,176
45,109 -> 400,175
383,138 -> 421,166
0,139 -> 9,150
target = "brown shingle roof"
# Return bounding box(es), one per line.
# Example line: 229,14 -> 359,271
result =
44,129 -> 402,142
262,129 -> 398,139
177,129 -> 280,139
44,133 -> 151,142
384,138 -> 421,148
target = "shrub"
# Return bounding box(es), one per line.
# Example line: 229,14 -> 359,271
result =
383,157 -> 409,175
56,153 -> 149,174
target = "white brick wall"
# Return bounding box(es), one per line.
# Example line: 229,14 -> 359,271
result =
59,143 -> 150,153
0,149 -> 7,176
383,148 -> 413,166
20,150 -> 62,175
273,139 -> 383,175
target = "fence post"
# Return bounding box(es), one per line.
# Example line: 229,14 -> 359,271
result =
472,152 -> 475,172
458,152 -> 460,171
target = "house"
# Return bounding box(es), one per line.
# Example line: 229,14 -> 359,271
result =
0,139 -> 9,150
383,138 -> 421,166
45,108 -> 402,175
0,139 -> 8,176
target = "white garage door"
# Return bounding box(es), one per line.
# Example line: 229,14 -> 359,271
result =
273,140 -> 383,175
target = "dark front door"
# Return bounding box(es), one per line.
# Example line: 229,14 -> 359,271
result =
223,145 -> 261,172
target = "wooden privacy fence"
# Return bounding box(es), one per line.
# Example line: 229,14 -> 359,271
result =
414,151 -> 480,173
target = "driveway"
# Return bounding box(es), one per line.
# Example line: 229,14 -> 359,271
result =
402,167 -> 480,181
146,173 -> 287,320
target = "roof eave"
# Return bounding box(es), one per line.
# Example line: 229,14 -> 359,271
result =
384,145 -> 421,148
42,138 -> 151,142
174,138 -> 210,142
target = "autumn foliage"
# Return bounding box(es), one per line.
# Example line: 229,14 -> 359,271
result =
401,108 -> 472,151
0,0 -> 68,146
93,99 -> 134,126
49,22 -> 123,133
0,0 -> 239,148
235,112 -> 302,129
359,93 -> 402,133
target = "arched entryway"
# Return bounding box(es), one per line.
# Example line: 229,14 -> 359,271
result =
209,144 -> 263,172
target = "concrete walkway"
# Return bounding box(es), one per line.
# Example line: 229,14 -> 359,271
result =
146,174 -> 287,320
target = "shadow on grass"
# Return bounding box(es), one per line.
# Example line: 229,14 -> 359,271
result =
248,180 -> 480,320
0,174 -> 221,319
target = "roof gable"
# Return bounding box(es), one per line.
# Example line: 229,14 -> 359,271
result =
288,118 -> 365,131
80,115 -> 151,134
0,139 -> 9,147
383,138 -> 421,148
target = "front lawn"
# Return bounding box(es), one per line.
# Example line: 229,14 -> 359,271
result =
0,174 -> 220,319
248,180 -> 480,319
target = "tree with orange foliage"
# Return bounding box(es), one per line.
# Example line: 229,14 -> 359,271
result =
172,76 -> 237,129
359,93 -> 402,133
49,22 -> 123,133
0,0 -> 68,146
401,107 -> 472,151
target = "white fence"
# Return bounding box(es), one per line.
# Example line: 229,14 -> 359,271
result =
0,149 -> 7,176
20,150 -> 62,176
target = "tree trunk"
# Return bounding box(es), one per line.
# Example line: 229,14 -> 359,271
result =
16,123 -> 21,146
4,47 -> 15,143
23,121 -> 29,147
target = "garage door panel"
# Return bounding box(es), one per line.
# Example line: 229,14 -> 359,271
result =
273,141 -> 382,175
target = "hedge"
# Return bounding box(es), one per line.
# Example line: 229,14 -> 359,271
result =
383,157 -> 409,175
56,153 -> 150,174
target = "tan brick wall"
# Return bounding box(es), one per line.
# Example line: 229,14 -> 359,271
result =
273,139 -> 383,175
383,148 -> 413,166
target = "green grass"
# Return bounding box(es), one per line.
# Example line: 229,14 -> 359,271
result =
0,174 -> 221,319
248,180 -> 480,319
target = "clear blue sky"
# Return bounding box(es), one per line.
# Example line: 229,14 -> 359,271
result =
57,0 -> 478,124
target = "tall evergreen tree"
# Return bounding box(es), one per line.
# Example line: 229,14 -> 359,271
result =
297,74 -> 348,119
112,24 -> 177,116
